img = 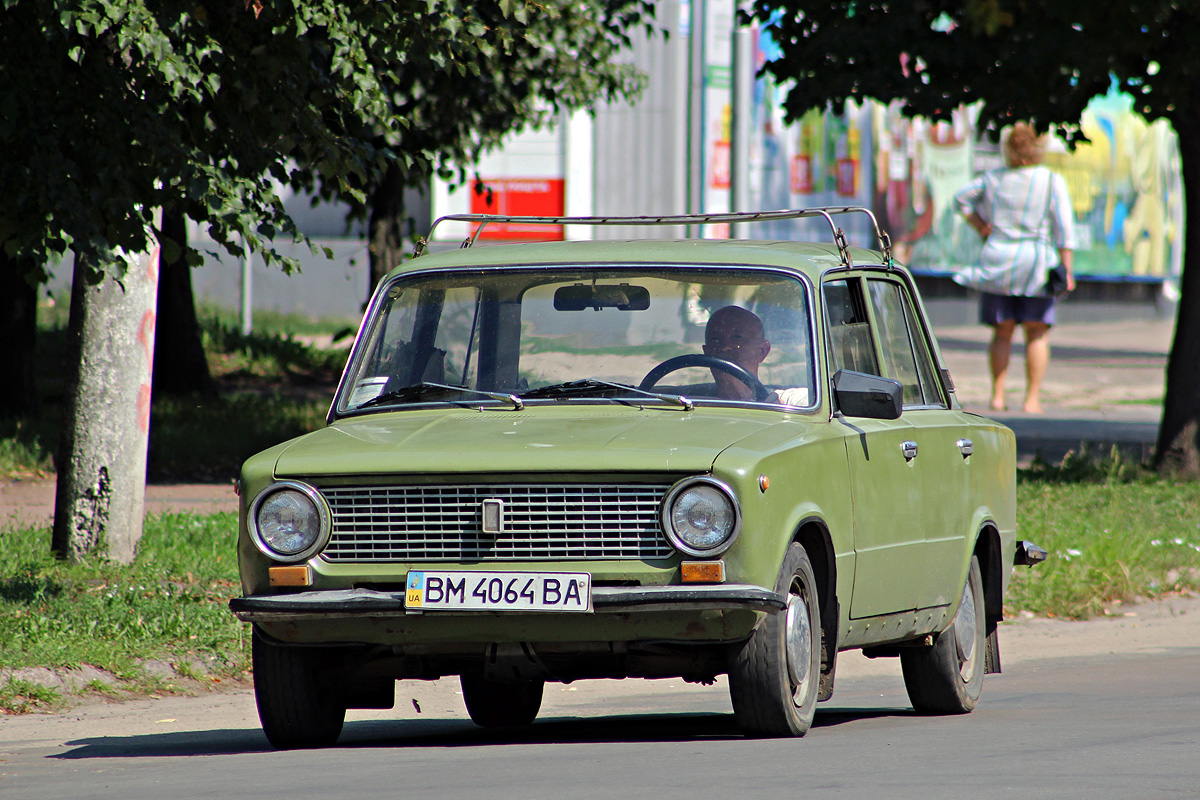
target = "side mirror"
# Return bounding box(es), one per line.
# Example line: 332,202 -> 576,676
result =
833,369 -> 903,420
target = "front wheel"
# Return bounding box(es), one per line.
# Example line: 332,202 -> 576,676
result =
460,674 -> 544,728
252,630 -> 346,749
728,542 -> 822,737
901,554 -> 986,714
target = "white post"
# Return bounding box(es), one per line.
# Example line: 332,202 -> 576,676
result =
240,235 -> 253,335
730,1 -> 753,237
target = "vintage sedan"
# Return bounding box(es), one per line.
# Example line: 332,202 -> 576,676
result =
230,208 -> 1043,748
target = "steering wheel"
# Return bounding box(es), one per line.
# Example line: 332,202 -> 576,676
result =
639,354 -> 771,402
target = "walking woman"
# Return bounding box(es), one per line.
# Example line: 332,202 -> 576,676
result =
953,123 -> 1077,413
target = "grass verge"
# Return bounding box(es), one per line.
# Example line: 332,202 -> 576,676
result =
1007,450 -> 1200,618
0,512 -> 248,714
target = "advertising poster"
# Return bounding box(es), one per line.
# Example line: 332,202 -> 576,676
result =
867,93 -> 1183,280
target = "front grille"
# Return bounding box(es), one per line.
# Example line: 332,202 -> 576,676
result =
319,484 -> 674,562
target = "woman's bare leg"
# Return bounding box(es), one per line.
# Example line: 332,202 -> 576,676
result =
988,320 -> 1016,411
1023,321 -> 1051,413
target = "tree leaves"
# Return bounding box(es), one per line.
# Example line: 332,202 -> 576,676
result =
0,0 -> 657,278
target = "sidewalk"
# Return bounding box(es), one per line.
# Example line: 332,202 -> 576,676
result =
934,317 -> 1172,464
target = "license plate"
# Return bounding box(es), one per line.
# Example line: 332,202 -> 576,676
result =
405,571 -> 592,613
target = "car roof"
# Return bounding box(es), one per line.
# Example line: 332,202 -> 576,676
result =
391,238 -> 888,282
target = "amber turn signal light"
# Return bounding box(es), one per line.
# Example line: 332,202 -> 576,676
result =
269,565 -> 312,587
681,560 -> 725,583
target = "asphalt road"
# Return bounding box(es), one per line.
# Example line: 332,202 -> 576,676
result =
4,599 -> 1198,800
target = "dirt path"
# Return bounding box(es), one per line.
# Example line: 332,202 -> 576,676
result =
1,478 -> 238,529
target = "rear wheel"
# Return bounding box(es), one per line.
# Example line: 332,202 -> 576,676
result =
901,555 -> 986,714
728,542 -> 822,737
460,674 -> 544,728
252,630 -> 346,749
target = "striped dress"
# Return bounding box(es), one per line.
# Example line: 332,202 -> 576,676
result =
952,165 -> 1076,297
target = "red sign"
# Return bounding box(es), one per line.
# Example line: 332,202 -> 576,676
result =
709,141 -> 731,190
790,155 -> 813,194
470,178 -> 566,240
836,158 -> 858,197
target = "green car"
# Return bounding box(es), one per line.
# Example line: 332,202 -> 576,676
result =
230,208 -> 1043,748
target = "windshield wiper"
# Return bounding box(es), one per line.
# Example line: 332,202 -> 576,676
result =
520,379 -> 692,410
359,381 -> 523,410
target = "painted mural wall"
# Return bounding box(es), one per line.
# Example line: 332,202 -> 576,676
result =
747,52 -> 1184,282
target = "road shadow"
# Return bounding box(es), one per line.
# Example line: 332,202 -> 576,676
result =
49,704 -> 914,759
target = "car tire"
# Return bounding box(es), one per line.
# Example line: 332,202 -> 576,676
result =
728,542 -> 822,737
901,554 -> 986,714
460,674 -> 545,728
252,629 -> 346,749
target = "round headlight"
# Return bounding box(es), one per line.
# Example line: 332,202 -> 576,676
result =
663,478 -> 741,556
249,482 -> 330,563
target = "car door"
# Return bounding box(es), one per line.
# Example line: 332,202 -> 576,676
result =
824,276 -> 923,618
863,275 -> 972,610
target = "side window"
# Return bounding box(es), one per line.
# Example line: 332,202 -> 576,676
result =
823,279 -> 880,377
866,279 -> 945,408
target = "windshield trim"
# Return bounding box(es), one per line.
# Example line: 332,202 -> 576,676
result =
329,261 -> 821,423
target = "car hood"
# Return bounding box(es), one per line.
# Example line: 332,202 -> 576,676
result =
271,406 -> 785,477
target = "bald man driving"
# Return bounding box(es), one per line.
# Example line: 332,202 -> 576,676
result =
702,306 -> 809,405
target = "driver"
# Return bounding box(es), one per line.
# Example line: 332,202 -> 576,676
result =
703,306 -> 771,400
703,306 -> 809,405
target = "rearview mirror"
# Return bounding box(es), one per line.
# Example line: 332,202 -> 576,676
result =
553,283 -> 651,311
833,369 -> 903,420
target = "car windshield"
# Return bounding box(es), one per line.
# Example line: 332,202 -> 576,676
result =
336,265 -> 816,414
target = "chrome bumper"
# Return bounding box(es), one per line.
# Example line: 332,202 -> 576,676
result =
230,584 -> 785,621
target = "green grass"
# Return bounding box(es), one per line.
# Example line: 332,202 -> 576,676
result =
0,678 -> 63,714
1114,397 -> 1164,407
196,303 -> 359,340
1,314 -> 344,481
149,393 -> 328,480
0,512 -> 249,712
1007,451 -> 1200,618
0,421 -> 54,478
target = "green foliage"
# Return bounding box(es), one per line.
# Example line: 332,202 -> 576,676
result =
149,393 -> 327,480
0,422 -> 53,478
0,0 -> 657,277
1018,446 -> 1150,486
201,319 -> 349,382
0,512 -> 249,712
748,1 -> 1187,141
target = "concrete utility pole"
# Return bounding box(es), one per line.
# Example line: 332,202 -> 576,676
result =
730,1 -> 753,235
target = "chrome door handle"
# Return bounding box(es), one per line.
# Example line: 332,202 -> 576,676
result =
901,440 -> 918,461
957,438 -> 974,457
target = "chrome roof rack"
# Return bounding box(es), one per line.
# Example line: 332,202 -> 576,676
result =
413,207 -> 893,268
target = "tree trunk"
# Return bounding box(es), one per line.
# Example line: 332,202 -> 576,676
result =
153,209 -> 218,398
366,162 -> 409,305
0,254 -> 38,418
52,234 -> 160,564
1154,117 -> 1200,477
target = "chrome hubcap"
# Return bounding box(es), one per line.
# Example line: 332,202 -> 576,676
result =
953,578 -> 977,678
785,589 -> 813,703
